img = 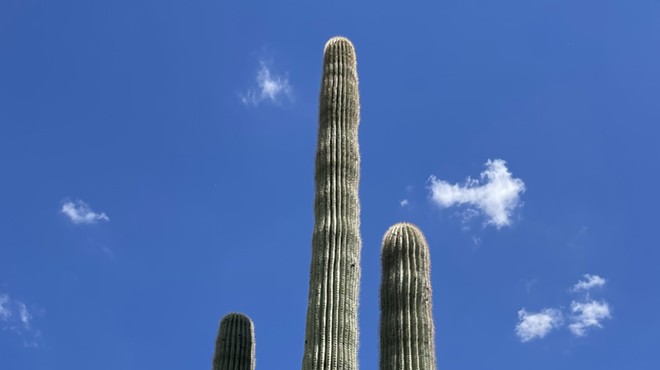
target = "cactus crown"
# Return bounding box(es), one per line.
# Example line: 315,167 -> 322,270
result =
322,37 -> 358,84
213,313 -> 256,370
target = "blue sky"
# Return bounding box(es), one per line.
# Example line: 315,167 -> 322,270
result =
1,0 -> 659,369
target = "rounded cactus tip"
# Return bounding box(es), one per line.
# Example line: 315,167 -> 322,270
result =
384,222 -> 424,237
220,312 -> 253,325
323,36 -> 355,54
382,222 -> 428,247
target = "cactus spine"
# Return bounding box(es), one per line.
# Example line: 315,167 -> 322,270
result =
213,313 -> 255,370
380,223 -> 437,370
302,36 -> 361,370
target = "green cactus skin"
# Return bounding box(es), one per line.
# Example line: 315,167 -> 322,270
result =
380,223 -> 437,370
302,36 -> 361,370
213,313 -> 255,370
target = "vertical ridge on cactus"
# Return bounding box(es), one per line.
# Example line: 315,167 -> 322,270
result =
213,313 -> 255,370
302,36 -> 361,370
380,223 -> 437,370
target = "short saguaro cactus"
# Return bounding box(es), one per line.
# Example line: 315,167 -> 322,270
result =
380,223 -> 437,370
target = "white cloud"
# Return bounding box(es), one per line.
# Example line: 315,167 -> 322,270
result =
515,308 -> 563,342
400,199 -> 409,207
569,300 -> 611,336
516,275 -> 613,343
571,274 -> 606,292
429,159 -> 525,228
0,294 -> 11,320
0,294 -> 41,347
61,200 -> 109,225
18,303 -> 31,327
241,60 -> 292,106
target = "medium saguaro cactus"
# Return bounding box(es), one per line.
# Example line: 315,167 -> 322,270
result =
302,36 -> 362,370
380,223 -> 437,370
213,313 -> 256,370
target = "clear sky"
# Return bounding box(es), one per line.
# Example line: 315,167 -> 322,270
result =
1,1 -> 659,369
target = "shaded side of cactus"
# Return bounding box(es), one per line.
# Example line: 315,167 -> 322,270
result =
302,36 -> 361,370
380,223 -> 436,370
213,313 -> 255,370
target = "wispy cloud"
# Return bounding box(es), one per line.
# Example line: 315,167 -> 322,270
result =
515,308 -> 564,342
0,295 -> 11,320
0,294 -> 42,348
18,303 -> 31,326
524,278 -> 538,294
569,300 -> 612,336
241,60 -> 292,106
571,274 -> 606,292
400,199 -> 409,207
460,208 -> 480,223
428,159 -> 525,228
61,200 -> 109,225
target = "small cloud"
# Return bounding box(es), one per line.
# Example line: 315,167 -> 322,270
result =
18,303 -> 31,327
0,294 -> 42,348
0,294 -> 11,320
571,274 -> 606,292
400,199 -> 409,207
428,159 -> 525,228
516,308 -> 563,342
240,60 -> 292,106
524,278 -> 538,294
516,275 -> 613,342
568,300 -> 612,336
61,200 -> 109,225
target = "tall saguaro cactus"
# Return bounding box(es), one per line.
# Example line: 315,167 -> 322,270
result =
213,313 -> 256,370
380,223 -> 437,370
302,36 -> 362,370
